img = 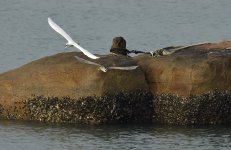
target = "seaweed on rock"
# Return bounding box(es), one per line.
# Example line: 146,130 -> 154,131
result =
22,90 -> 231,125
153,90 -> 231,125
25,89 -> 154,124
0,104 -> 4,118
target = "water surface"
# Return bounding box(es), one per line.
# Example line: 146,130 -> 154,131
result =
0,0 -> 231,73
1,120 -> 231,150
1,0 -> 231,149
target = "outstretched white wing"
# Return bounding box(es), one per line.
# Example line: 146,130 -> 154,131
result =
72,42 -> 99,59
48,17 -> 73,43
74,56 -> 138,72
74,56 -> 102,67
109,66 -> 138,70
48,17 -> 99,59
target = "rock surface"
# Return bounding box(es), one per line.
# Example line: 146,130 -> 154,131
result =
134,41 -> 231,96
0,52 -> 148,119
1,41 -> 231,125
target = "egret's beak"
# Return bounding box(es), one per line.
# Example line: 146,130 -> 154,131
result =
65,44 -> 72,49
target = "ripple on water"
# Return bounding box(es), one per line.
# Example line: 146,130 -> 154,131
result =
1,121 -> 231,150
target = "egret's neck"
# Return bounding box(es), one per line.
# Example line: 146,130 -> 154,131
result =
65,43 -> 73,48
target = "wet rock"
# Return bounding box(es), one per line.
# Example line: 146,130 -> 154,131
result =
22,89 -> 231,125
25,89 -> 154,124
0,104 -> 4,118
153,90 -> 231,125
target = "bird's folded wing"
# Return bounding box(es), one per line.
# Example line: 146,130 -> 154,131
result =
74,56 -> 101,67
109,66 -> 138,70
48,17 -> 73,43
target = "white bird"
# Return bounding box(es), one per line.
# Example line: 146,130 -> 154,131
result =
74,56 -> 138,72
48,17 -> 99,59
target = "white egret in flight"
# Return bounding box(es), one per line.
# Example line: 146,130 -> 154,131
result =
48,17 -> 99,59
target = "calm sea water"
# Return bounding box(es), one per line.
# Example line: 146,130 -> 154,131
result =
1,0 -> 231,149
1,120 -> 231,150
1,0 -> 231,73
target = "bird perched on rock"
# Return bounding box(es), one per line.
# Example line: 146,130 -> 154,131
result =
110,36 -> 152,56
